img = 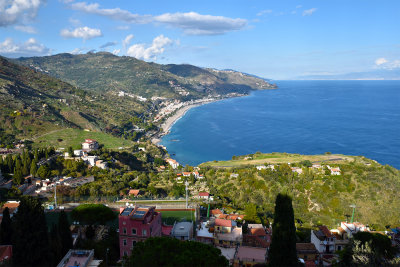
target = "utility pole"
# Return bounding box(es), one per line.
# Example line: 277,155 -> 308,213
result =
54,183 -> 57,209
350,204 -> 356,223
185,181 -> 189,209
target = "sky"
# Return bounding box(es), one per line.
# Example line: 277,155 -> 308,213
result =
0,0 -> 399,79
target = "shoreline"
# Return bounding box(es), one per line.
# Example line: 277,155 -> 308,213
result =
151,99 -> 222,145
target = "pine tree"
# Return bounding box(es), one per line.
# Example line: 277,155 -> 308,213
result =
12,196 -> 51,266
268,193 -> 299,267
58,210 -> 73,255
0,207 -> 12,245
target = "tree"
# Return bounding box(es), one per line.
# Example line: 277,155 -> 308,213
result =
268,193 -> 300,266
71,204 -> 116,225
126,237 -> 228,266
0,207 -> 12,244
12,196 -> 51,266
58,210 -> 73,255
244,203 -> 260,223
13,167 -> 23,185
37,164 -> 50,179
30,160 -> 38,177
68,146 -> 74,157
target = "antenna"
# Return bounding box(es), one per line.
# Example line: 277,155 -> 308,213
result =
349,204 -> 356,223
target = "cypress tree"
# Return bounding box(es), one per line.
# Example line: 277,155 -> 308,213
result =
12,196 -> 51,266
50,224 -> 63,266
268,193 -> 299,267
13,167 -> 23,185
6,154 -> 13,173
30,160 -> 38,177
58,210 -> 73,255
0,207 -> 12,245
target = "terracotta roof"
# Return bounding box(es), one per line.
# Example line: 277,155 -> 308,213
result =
198,192 -> 210,197
128,189 -> 141,196
296,243 -> 318,252
227,214 -> 245,220
319,226 -> 333,238
215,218 -> 232,227
211,209 -> 223,215
250,228 -> 267,236
218,214 -> 228,219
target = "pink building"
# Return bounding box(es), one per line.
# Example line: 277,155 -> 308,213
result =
119,206 -> 162,258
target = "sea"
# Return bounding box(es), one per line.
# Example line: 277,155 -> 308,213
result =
160,80 -> 400,169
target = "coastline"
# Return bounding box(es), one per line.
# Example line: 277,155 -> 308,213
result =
151,99 -> 221,145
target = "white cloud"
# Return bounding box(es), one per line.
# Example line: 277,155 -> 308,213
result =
296,5 -> 302,9
100,41 -> 117,49
70,47 -> 84,54
375,57 -> 388,66
126,34 -> 172,61
257,9 -> 272,16
0,0 -> 44,27
154,12 -> 247,35
0,37 -> 50,56
116,25 -> 130,30
14,25 -> 37,33
60,26 -> 102,40
69,17 -> 81,26
70,2 -> 151,23
375,58 -> 400,69
122,34 -> 134,49
302,8 -> 317,16
68,2 -> 247,35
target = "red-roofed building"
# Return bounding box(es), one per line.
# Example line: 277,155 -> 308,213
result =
311,226 -> 336,254
0,245 -> 12,264
119,206 -> 162,258
211,209 -> 223,217
82,139 -> 99,151
128,189 -> 142,197
182,172 -> 191,177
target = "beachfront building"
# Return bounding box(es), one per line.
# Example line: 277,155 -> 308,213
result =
118,206 -> 162,258
166,158 -> 180,169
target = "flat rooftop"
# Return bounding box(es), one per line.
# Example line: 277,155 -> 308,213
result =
197,221 -> 213,238
172,222 -> 192,236
235,246 -> 267,262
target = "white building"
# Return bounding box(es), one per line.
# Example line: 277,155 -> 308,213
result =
171,222 -> 193,241
82,139 -> 99,151
166,158 -> 179,169
311,226 -> 336,254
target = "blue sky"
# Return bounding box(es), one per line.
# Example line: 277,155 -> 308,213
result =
0,0 -> 399,79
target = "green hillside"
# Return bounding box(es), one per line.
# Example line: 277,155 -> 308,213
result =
201,152 -> 400,230
14,52 -> 277,99
0,56 -> 148,146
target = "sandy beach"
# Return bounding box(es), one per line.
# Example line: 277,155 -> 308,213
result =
151,100 -> 216,145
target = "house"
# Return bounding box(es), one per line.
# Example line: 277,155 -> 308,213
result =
57,249 -> 101,267
95,160 -> 107,169
215,218 -> 235,233
165,158 -> 179,169
214,219 -> 242,247
243,224 -> 271,248
296,243 -> 319,262
182,172 -> 191,177
311,226 -> 336,254
128,189 -> 142,197
211,209 -> 223,217
335,222 -> 369,239
74,150 -> 84,157
233,246 -> 267,267
82,156 -> 98,167
330,167 -> 341,175
161,224 -> 173,236
196,221 -> 214,244
81,139 -> 99,151
0,245 -> 12,264
0,201 -> 20,219
256,165 -> 267,170
171,221 -> 193,240
118,206 -> 162,258
198,192 -> 210,200
291,167 -> 303,174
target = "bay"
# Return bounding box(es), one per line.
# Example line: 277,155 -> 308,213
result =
161,80 -> 400,168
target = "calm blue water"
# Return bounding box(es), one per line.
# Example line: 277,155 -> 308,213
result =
161,80 -> 400,168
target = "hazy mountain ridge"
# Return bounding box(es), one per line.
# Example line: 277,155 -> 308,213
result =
297,69 -> 400,80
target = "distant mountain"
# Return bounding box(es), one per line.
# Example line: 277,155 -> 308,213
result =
297,69 -> 400,80
14,52 -> 276,99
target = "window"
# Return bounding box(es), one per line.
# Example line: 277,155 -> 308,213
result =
123,228 -> 127,234
132,228 -> 137,235
123,239 -> 127,246
132,240 -> 137,247
142,229 -> 147,236
123,251 -> 127,256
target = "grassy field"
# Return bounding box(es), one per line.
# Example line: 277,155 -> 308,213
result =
200,152 -> 354,168
160,210 -> 195,225
33,128 -> 134,150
